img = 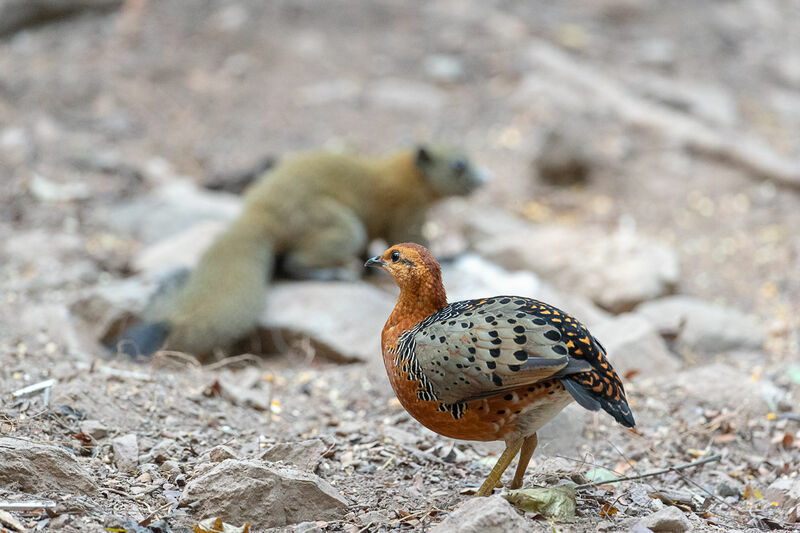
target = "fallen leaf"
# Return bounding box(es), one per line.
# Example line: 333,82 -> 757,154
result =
744,483 -> 762,501
194,517 -> 250,533
600,503 -> 618,517
503,485 -> 576,522
584,468 -> 618,484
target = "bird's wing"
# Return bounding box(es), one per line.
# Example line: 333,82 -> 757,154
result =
397,296 -> 593,404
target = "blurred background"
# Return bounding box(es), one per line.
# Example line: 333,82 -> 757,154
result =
0,0 -> 798,531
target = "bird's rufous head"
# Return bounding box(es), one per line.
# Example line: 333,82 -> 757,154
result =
365,243 -> 445,296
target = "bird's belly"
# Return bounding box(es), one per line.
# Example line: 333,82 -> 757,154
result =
387,366 -> 573,442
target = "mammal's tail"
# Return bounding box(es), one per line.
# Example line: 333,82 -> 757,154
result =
111,219 -> 274,359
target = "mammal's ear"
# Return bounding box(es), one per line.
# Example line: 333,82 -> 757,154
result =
415,145 -> 432,166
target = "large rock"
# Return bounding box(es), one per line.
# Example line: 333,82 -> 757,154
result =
258,281 -> 395,363
431,495 -> 527,532
672,363 -> 784,415
0,438 -> 97,494
261,439 -> 329,472
179,460 -> 348,528
103,179 -> 241,244
112,433 -> 139,472
133,220 -> 228,275
635,505 -> 693,532
591,313 -> 681,378
765,476 -> 800,507
443,254 -> 609,327
635,296 -> 765,356
466,211 -> 679,313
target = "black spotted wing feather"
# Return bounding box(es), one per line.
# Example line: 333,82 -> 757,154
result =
398,296 -> 635,427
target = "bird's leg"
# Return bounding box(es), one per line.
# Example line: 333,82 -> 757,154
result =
510,433 -> 538,489
475,437 -> 524,497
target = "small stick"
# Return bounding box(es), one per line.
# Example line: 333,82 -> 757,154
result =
205,353 -> 262,371
576,454 -> 721,490
97,366 -> 152,381
10,379 -> 56,399
0,500 -> 56,510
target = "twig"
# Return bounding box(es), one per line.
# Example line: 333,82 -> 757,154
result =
10,379 -> 56,399
576,454 -> 721,490
139,501 -> 174,527
151,350 -> 201,369
97,366 -> 152,381
205,353 -> 262,371
0,500 -> 56,510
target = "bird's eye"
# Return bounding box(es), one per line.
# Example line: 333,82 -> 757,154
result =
391,251 -> 400,263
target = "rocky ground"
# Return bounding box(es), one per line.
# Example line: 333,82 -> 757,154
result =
1,0 -> 799,532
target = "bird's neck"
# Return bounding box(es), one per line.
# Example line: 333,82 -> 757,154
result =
386,280 -> 448,334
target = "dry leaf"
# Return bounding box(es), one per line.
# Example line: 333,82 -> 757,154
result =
503,485 -> 576,522
743,483 -> 762,501
600,503 -> 618,517
194,517 -> 250,533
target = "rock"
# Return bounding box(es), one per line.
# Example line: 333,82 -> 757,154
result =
209,445 -> 239,463
534,122 -> 594,186
69,274 -> 162,352
29,173 -> 91,202
672,363 -> 784,415
79,420 -> 109,440
423,54 -> 466,83
442,253 -> 609,327
294,521 -> 325,533
356,509 -> 391,526
258,281 -> 395,363
381,426 -> 421,446
466,211 -> 679,313
216,370 -> 270,411
366,78 -> 445,113
431,495 -> 527,532
635,296 -> 765,356
591,313 -> 681,378
133,220 -> 228,275
103,179 -> 241,244
766,476 -> 800,507
0,126 -> 34,166
112,433 -> 139,472
0,437 -> 96,494
635,506 -> 693,532
179,460 -> 348,528
261,439 -> 328,471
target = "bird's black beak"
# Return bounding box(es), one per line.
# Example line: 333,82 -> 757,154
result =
364,256 -> 386,268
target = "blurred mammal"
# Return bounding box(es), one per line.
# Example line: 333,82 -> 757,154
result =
111,145 -> 487,360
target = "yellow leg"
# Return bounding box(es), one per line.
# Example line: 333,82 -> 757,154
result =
475,437 -> 523,497
510,433 -> 538,489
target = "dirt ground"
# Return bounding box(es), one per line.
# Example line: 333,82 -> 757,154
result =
1,1 -> 799,532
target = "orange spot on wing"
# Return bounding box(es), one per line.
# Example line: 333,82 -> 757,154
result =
579,336 -> 591,345
566,340 -> 575,349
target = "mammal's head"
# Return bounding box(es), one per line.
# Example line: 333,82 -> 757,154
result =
414,145 -> 489,197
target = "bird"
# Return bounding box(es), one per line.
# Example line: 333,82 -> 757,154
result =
365,243 -> 634,496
